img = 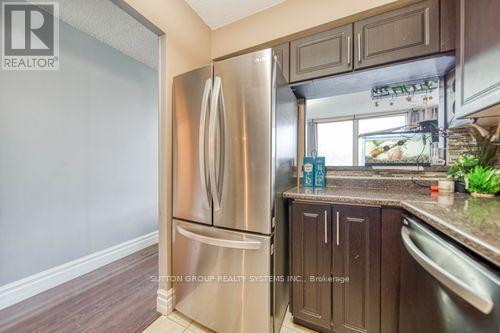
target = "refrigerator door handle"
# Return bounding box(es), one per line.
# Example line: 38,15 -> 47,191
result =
199,78 -> 212,210
176,224 -> 262,250
209,76 -> 222,211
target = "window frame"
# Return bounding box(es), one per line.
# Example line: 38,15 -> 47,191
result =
309,111 -> 408,166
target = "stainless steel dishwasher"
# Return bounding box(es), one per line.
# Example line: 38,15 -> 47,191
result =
399,215 -> 500,333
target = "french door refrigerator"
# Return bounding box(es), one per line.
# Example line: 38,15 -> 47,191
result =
172,49 -> 297,333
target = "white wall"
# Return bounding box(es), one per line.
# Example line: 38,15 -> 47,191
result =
0,20 -> 158,285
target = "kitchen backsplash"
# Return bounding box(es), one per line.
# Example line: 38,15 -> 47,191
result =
300,125 -> 498,192
322,167 -> 444,193
446,126 -> 500,166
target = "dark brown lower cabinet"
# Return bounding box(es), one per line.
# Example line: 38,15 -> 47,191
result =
332,205 -> 381,333
291,201 -> 381,333
380,207 -> 404,333
291,201 -> 332,331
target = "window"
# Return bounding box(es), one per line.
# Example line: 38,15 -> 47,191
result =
317,120 -> 353,166
310,114 -> 407,166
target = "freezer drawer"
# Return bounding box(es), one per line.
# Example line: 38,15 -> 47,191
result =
173,219 -> 272,333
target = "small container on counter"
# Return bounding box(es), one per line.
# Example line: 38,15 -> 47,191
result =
438,179 -> 455,193
314,156 -> 326,187
302,156 -> 315,187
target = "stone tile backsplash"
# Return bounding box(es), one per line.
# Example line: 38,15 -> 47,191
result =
446,126 -> 499,166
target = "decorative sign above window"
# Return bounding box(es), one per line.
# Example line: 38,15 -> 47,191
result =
371,78 -> 439,100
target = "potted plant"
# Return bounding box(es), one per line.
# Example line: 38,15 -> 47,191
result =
466,166 -> 500,198
447,154 -> 478,192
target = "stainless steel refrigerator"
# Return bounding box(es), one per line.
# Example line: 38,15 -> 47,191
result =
172,49 -> 297,333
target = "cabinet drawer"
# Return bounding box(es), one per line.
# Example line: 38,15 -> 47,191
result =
290,24 -> 353,82
354,0 -> 439,69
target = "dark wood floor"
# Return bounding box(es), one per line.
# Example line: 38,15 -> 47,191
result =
0,245 -> 160,333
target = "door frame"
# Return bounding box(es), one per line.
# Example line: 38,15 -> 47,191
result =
111,0 -> 169,310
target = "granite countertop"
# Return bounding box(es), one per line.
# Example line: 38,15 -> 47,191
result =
284,186 -> 500,266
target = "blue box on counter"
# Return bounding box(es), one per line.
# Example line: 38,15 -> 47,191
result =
314,157 -> 326,187
302,156 -> 315,187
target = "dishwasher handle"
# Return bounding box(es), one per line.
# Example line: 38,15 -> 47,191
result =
401,226 -> 494,314
177,224 -> 262,250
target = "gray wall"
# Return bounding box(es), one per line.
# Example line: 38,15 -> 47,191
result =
0,20 -> 158,285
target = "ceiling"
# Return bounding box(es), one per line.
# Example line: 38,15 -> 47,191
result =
33,0 -> 159,69
185,0 -> 286,29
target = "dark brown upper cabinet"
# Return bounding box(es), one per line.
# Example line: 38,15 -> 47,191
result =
455,0 -> 500,119
272,43 -> 290,83
291,201 -> 332,331
290,24 -> 353,83
332,205 -> 381,333
440,0 -> 457,52
353,0 -> 439,70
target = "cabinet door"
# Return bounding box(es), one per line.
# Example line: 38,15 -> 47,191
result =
291,202 -> 332,331
272,43 -> 290,83
354,0 -> 439,70
380,208 -> 404,333
455,0 -> 500,118
290,24 -> 353,83
440,0 -> 457,52
332,205 -> 381,333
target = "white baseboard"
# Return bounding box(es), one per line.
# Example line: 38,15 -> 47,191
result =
157,288 -> 173,315
0,231 -> 159,311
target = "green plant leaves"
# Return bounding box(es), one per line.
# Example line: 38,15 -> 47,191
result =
447,154 -> 479,181
466,166 -> 500,195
